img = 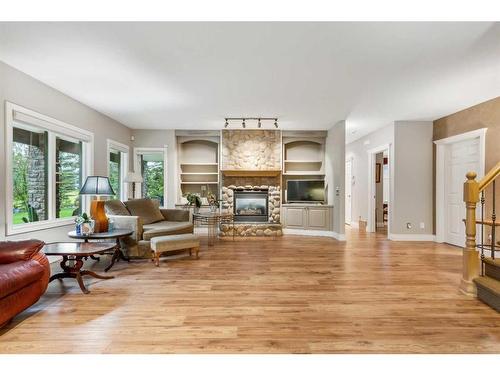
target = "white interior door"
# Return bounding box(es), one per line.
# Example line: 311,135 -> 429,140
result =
345,159 -> 352,224
444,138 -> 480,247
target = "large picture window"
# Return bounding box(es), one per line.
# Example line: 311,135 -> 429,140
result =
134,148 -> 166,206
109,150 -> 121,199
6,102 -> 93,235
56,136 -> 83,218
12,126 -> 49,224
107,139 -> 129,201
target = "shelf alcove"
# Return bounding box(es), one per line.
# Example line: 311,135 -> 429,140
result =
177,135 -> 220,204
283,140 -> 324,175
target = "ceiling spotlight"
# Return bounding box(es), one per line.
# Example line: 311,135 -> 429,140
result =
242,118 -> 246,128
258,118 -> 262,128
224,118 -> 229,128
274,118 -> 278,128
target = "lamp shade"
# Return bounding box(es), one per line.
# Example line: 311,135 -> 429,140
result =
79,176 -> 115,196
124,171 -> 143,183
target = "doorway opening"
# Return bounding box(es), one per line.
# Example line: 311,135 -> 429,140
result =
374,151 -> 389,234
367,144 -> 391,236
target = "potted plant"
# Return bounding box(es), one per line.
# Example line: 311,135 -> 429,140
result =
75,212 -> 95,235
184,193 -> 202,213
207,191 -> 219,212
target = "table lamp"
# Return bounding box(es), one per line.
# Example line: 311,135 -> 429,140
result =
124,171 -> 143,199
79,176 -> 115,233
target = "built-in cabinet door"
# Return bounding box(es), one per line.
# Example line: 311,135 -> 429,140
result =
307,207 -> 330,231
284,207 -> 307,229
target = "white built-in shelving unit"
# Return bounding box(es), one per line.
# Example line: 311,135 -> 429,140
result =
281,131 -> 327,205
176,131 -> 220,204
282,139 -> 325,175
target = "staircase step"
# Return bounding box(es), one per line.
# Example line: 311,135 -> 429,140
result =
474,276 -> 500,312
483,257 -> 500,281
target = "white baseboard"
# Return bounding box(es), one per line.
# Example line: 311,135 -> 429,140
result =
283,228 -> 346,241
388,233 -> 436,241
333,232 -> 346,241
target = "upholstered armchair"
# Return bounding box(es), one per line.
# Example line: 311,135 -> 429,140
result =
0,239 -> 50,328
105,199 -> 193,258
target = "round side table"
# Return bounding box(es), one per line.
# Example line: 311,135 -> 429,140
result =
68,229 -> 133,272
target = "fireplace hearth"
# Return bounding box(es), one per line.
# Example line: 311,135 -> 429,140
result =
233,190 -> 269,222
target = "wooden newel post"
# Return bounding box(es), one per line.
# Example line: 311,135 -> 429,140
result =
460,171 -> 480,295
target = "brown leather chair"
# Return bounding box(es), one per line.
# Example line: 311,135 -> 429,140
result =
0,240 -> 50,328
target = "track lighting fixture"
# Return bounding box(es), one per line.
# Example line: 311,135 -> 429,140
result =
223,117 -> 279,129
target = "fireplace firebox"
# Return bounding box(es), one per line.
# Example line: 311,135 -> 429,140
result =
233,190 -> 269,222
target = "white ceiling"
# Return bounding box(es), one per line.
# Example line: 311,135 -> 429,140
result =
1,22 -> 499,143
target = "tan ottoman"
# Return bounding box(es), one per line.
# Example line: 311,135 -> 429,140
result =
150,234 -> 200,266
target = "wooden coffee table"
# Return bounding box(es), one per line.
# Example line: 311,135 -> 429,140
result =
43,242 -> 116,294
67,229 -> 133,272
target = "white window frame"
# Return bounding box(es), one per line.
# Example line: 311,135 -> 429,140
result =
133,146 -> 167,205
107,139 -> 129,201
5,102 -> 94,236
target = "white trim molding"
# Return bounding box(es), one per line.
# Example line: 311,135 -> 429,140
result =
434,128 -> 487,243
283,228 -> 346,241
388,234 -> 436,241
348,221 -> 359,229
5,101 -> 94,236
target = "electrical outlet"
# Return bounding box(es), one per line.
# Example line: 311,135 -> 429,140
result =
420,222 -> 425,229
406,222 -> 412,229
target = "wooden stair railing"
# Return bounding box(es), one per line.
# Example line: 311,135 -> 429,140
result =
461,161 -> 500,295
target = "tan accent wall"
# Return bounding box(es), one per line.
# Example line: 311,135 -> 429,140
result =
432,96 -> 500,233
433,96 -> 500,172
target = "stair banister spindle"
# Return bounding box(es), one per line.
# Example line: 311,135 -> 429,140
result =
492,180 -> 496,260
480,191 -> 485,276
461,172 -> 480,294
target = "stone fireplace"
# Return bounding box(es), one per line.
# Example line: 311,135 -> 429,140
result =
219,129 -> 283,237
233,190 -> 268,222
220,180 -> 283,237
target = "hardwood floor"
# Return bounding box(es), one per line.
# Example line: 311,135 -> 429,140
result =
1,228 -> 499,353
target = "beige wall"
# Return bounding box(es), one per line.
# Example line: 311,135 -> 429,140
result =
433,96 -> 500,172
393,121 -> 434,236
346,121 -> 433,238
0,61 -> 132,241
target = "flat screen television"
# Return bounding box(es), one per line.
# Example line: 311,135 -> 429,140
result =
286,180 -> 325,203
